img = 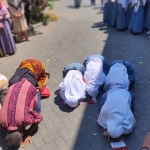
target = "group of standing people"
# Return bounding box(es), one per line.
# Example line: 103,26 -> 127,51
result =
0,0 -> 29,57
103,0 -> 150,35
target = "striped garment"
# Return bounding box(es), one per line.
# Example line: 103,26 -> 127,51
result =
0,78 -> 42,131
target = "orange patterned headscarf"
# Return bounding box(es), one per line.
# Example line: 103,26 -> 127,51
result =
19,59 -> 46,88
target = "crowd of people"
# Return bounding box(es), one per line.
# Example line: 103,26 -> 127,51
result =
0,0 -> 29,57
1,0 -> 150,148
0,59 -> 50,148
0,56 -> 148,149
103,0 -> 150,35
59,55 -> 136,149
74,0 -> 150,36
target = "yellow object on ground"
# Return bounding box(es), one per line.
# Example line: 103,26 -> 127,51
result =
43,12 -> 58,21
49,14 -> 57,21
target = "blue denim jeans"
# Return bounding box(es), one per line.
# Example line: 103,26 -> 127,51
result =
63,63 -> 85,78
34,90 -> 41,113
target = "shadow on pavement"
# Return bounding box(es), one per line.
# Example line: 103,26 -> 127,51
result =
67,5 -> 77,9
71,11 -> 150,150
54,89 -> 76,113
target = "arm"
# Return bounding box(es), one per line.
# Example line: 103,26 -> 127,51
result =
38,73 -> 50,88
4,7 -> 10,19
21,123 -> 39,147
0,6 -> 10,19
8,5 -> 16,17
21,111 -> 42,147
19,2 -> 25,16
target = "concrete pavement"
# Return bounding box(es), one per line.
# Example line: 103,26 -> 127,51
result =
0,0 -> 150,149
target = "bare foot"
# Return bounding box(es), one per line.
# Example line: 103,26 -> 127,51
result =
4,54 -> 9,57
79,99 -> 83,105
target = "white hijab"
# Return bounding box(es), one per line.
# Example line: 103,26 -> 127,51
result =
104,63 -> 130,92
97,88 -> 135,138
84,58 -> 106,99
59,70 -> 86,107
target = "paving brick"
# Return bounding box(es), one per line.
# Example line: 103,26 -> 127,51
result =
66,138 -> 76,148
0,0 -> 149,149
63,119 -> 76,132
32,132 -> 45,148
135,121 -> 149,132
58,127 -> 72,141
54,137 -> 69,150
42,131 -> 61,144
23,144 -> 37,150
68,145 -> 81,150
80,131 -> 97,146
78,141 -> 93,150
84,122 -> 99,135
36,141 -> 57,150
133,128 -> 147,141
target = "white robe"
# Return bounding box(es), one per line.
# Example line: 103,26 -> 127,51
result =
104,63 -> 130,92
97,88 -> 135,138
84,58 -> 106,99
59,70 -> 86,107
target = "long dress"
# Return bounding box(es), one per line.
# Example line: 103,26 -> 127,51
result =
116,0 -> 127,30
111,0 -> 118,27
144,2 -> 150,29
103,0 -> 112,25
126,0 -> 133,27
8,3 -> 28,33
129,0 -> 146,33
97,88 -> 135,138
0,5 -> 16,55
74,0 -> 82,8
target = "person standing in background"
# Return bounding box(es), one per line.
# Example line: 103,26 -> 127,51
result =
126,0 -> 133,28
111,0 -> 118,27
116,0 -> 128,30
21,0 -> 30,26
74,0 -> 82,8
91,0 -> 96,6
128,0 -> 146,34
8,2 -> 29,42
144,0 -> 150,34
103,0 -> 112,25
0,0 -> 16,57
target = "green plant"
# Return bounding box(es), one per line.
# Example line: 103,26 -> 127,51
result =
43,15 -> 51,25
47,0 -> 54,9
